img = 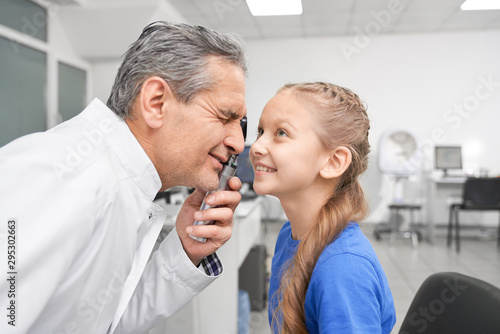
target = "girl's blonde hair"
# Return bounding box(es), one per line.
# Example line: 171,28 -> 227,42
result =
272,82 -> 371,333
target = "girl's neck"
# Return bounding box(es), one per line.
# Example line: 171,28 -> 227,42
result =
279,185 -> 333,240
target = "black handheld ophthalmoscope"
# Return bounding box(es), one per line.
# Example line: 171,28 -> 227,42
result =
190,116 -> 248,242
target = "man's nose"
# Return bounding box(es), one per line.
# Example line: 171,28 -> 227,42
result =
224,123 -> 246,155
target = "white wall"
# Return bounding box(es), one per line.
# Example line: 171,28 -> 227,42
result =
89,29 -> 500,176
91,31 -> 500,175
240,30 -> 500,222
244,30 -> 500,175
90,29 -> 500,223
91,60 -> 121,104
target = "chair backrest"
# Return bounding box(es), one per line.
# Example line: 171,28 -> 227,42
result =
399,272 -> 500,334
462,177 -> 500,209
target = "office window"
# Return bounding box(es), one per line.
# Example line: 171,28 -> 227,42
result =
58,62 -> 87,121
0,0 -> 48,42
0,36 -> 46,147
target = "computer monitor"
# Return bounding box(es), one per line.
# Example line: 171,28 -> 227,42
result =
435,146 -> 462,176
236,146 -> 254,187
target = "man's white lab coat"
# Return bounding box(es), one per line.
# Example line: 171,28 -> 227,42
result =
0,99 -> 217,333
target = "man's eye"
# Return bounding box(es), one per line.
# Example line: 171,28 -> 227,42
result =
220,117 -> 231,124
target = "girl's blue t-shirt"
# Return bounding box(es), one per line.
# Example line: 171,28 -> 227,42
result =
268,222 -> 396,334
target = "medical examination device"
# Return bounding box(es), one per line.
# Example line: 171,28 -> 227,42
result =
190,116 -> 247,242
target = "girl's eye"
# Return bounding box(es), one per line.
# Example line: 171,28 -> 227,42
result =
276,129 -> 287,137
256,128 -> 264,138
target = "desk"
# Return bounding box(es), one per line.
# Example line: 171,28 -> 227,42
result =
426,176 -> 500,243
149,197 -> 262,334
425,176 -> 466,243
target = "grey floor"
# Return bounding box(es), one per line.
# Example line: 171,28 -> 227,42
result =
248,220 -> 500,334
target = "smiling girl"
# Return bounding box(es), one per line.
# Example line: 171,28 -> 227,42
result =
250,82 -> 396,334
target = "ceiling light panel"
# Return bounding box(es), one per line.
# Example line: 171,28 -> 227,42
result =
246,0 -> 303,16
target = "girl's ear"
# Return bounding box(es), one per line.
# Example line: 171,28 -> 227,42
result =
320,146 -> 352,179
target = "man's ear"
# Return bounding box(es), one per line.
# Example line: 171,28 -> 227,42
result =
137,76 -> 173,129
320,146 -> 352,179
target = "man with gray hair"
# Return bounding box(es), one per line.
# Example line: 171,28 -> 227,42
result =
0,21 -> 247,333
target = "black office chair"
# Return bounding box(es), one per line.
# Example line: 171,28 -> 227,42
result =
399,272 -> 500,334
447,177 -> 500,252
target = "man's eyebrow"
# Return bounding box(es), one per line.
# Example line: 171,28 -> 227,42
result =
220,109 -> 242,120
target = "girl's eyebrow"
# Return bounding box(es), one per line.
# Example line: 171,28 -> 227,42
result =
275,118 -> 298,131
257,118 -> 298,131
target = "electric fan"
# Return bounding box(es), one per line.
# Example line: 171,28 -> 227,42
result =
374,128 -> 423,245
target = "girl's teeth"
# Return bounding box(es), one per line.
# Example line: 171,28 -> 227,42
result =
256,166 -> 275,172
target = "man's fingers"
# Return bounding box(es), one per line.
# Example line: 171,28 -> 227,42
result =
194,207 -> 234,225
188,223 -> 233,242
228,177 -> 242,191
204,190 -> 241,209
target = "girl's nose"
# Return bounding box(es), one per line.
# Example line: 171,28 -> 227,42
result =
250,136 -> 267,157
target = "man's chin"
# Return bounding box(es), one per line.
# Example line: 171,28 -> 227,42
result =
196,174 -> 220,192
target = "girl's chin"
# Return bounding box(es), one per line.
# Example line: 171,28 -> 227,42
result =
252,184 -> 273,197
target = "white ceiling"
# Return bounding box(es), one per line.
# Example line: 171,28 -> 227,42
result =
167,0 -> 500,39
54,0 -> 500,60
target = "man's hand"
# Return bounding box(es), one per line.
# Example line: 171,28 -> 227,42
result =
175,177 -> 242,266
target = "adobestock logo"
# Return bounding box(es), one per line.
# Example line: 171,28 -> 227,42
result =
213,0 -> 245,20
385,74 -> 499,175
400,277 -> 468,334
9,1 -> 62,54
51,118 -> 113,181
340,0 -> 404,64
47,270 -> 127,334
442,74 -> 500,129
